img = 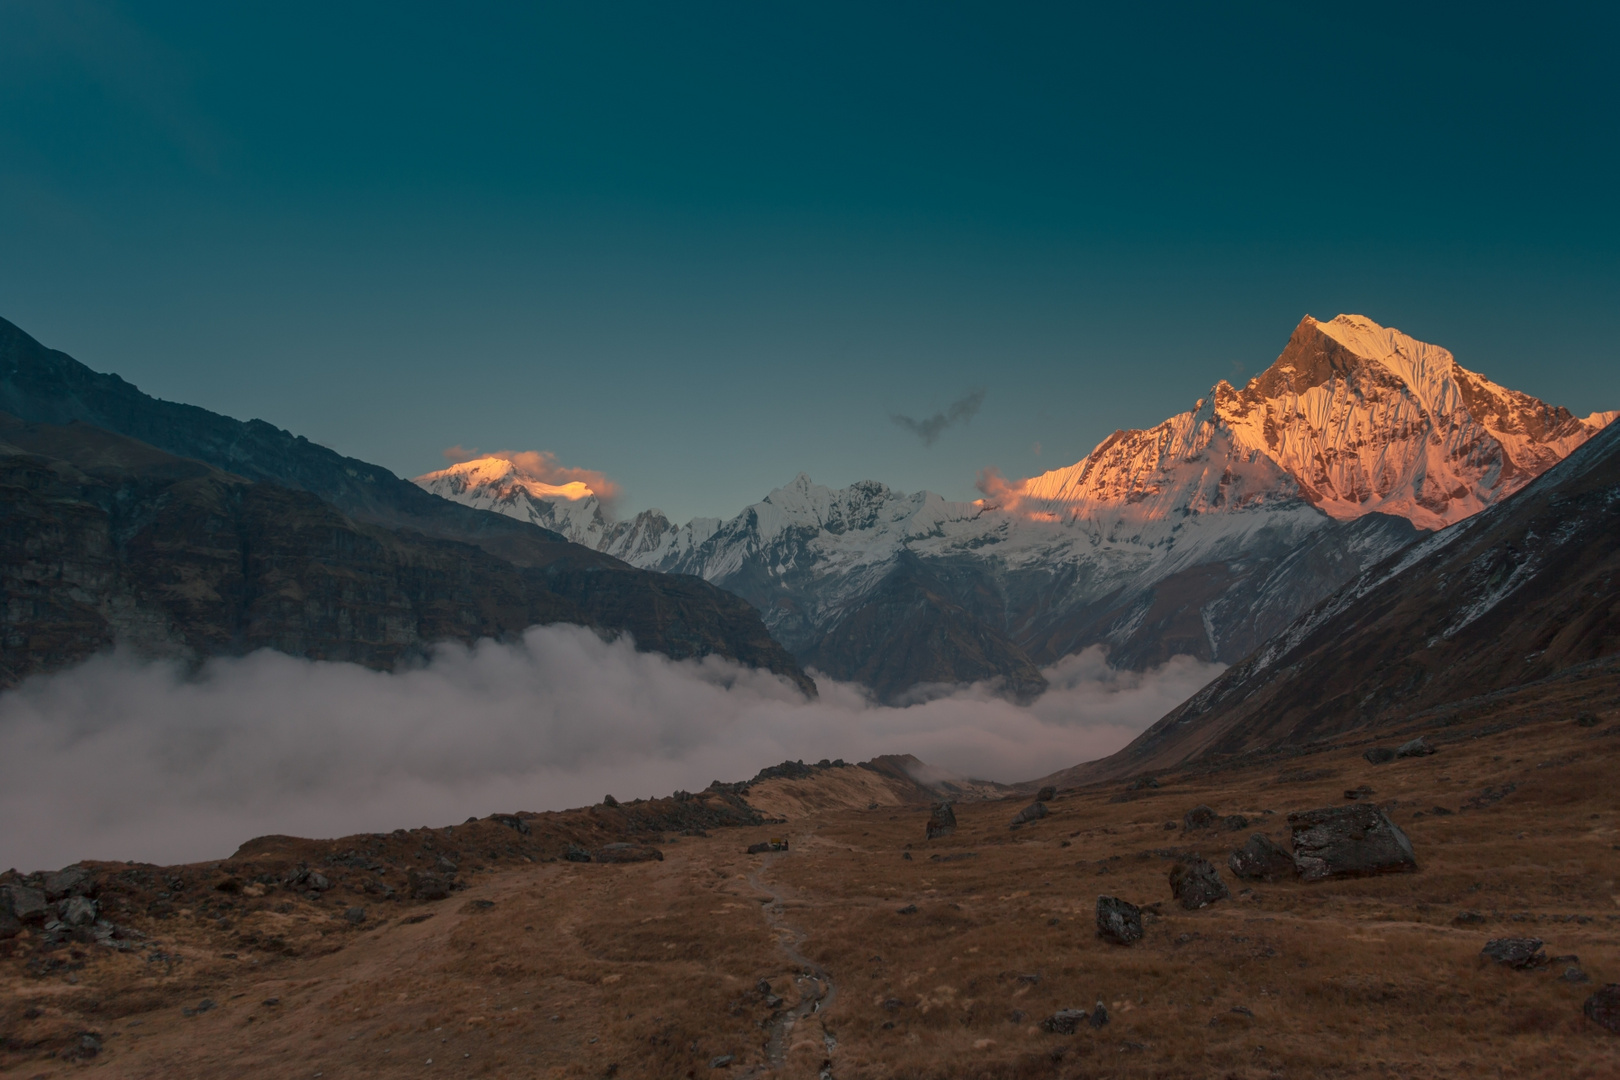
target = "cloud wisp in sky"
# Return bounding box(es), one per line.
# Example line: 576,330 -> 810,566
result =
0,627 -> 1221,871
890,388 -> 986,446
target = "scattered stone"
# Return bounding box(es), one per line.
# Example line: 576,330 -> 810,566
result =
1128,777 -> 1160,791
57,896 -> 98,927
926,802 -> 957,840
1344,785 -> 1375,800
214,876 -> 243,894
263,998 -> 280,1006
408,871 -> 451,901
1010,801 -> 1049,827
1585,984 -> 1620,1032
1095,896 -> 1143,945
1163,822 -> 1177,831
746,839 -> 789,854
1223,814 -> 1250,831
1288,804 -> 1417,881
0,911 -> 20,939
602,795 -> 620,808
593,843 -> 664,863
901,852 -> 912,861
897,904 -> 918,915
929,852 -> 976,863
1453,911 -> 1487,926
1462,783 -> 1518,811
1431,806 -> 1454,816
436,856 -> 459,875
196,999 -> 216,1013
1228,833 -> 1296,882
1481,937 -> 1545,969
1230,1005 -> 1255,1018
1564,967 -> 1591,984
1396,737 -> 1436,758
1363,747 -> 1397,765
1090,1002 -> 1109,1027
1037,786 -> 1058,802
344,907 -> 366,924
564,844 -> 592,863
491,814 -> 531,835
1040,1009 -> 1089,1034
881,997 -> 903,1011
64,1032 -> 102,1060
1575,712 -> 1601,728
708,1054 -> 734,1068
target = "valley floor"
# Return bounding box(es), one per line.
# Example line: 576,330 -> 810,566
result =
4,685 -> 1620,1078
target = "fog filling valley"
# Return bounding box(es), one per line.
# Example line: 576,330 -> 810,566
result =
0,626 -> 1223,871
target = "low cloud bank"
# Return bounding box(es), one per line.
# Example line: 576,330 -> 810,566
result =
0,627 -> 1221,870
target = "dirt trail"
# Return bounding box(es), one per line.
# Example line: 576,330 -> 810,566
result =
746,833 -> 838,1078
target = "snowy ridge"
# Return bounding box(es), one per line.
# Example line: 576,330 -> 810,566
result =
414,314 -> 1611,691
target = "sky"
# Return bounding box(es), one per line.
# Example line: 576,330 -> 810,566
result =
1,2 -> 1616,523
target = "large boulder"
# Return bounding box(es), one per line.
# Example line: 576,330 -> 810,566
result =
1183,804 -> 1219,830
407,871 -> 451,901
1169,857 -> 1230,909
56,896 -> 98,928
1,884 -> 48,924
1288,804 -> 1416,881
593,843 -> 664,863
1229,834 -> 1297,881
925,802 -> 957,840
1040,1009 -> 1089,1034
42,867 -> 96,901
1010,801 -> 1048,827
1396,737 -> 1436,758
1585,984 -> 1620,1033
1095,896 -> 1143,945
1481,937 -> 1545,969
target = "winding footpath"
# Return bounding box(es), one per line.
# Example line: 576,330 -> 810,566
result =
745,835 -> 838,1077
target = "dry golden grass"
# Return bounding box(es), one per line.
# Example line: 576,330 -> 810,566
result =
4,693 -> 1620,1078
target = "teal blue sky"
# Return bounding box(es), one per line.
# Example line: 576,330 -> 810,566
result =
2,2 -> 1616,521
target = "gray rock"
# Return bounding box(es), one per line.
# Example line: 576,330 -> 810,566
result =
408,871 -> 451,901
564,844 -> 592,862
0,911 -> 21,939
1229,833 -> 1297,881
1095,895 -> 1143,945
1288,804 -> 1416,881
492,813 -> 531,834
1183,804 -> 1218,830
1010,801 -> 1049,827
1564,967 -> 1591,984
42,866 -> 95,901
57,895 -> 98,927
708,1054 -> 734,1068
1169,857 -> 1230,909
1223,814 -> 1250,831
344,907 -> 366,924
1363,747 -> 1397,765
1036,786 -> 1057,802
1040,1009 -> 1089,1034
1128,776 -> 1160,790
1585,983 -> 1620,1032
1481,937 -> 1545,969
1396,737 -> 1436,758
1090,1002 -> 1109,1027
1,884 -> 48,923
435,856 -> 458,874
925,801 -> 957,840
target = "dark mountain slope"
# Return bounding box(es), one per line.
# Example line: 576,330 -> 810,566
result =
0,317 -> 812,692
1054,417 -> 1620,785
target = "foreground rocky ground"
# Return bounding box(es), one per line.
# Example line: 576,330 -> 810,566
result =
3,685 -> 1619,1078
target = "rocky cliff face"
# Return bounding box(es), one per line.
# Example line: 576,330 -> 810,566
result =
421,315 -> 1611,702
0,317 -> 813,693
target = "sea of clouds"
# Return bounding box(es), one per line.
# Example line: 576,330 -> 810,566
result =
0,626 -> 1222,870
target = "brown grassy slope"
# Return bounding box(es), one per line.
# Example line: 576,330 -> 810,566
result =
5,689 -> 1620,1078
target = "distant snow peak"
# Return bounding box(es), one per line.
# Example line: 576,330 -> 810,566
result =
991,313 -> 1612,532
